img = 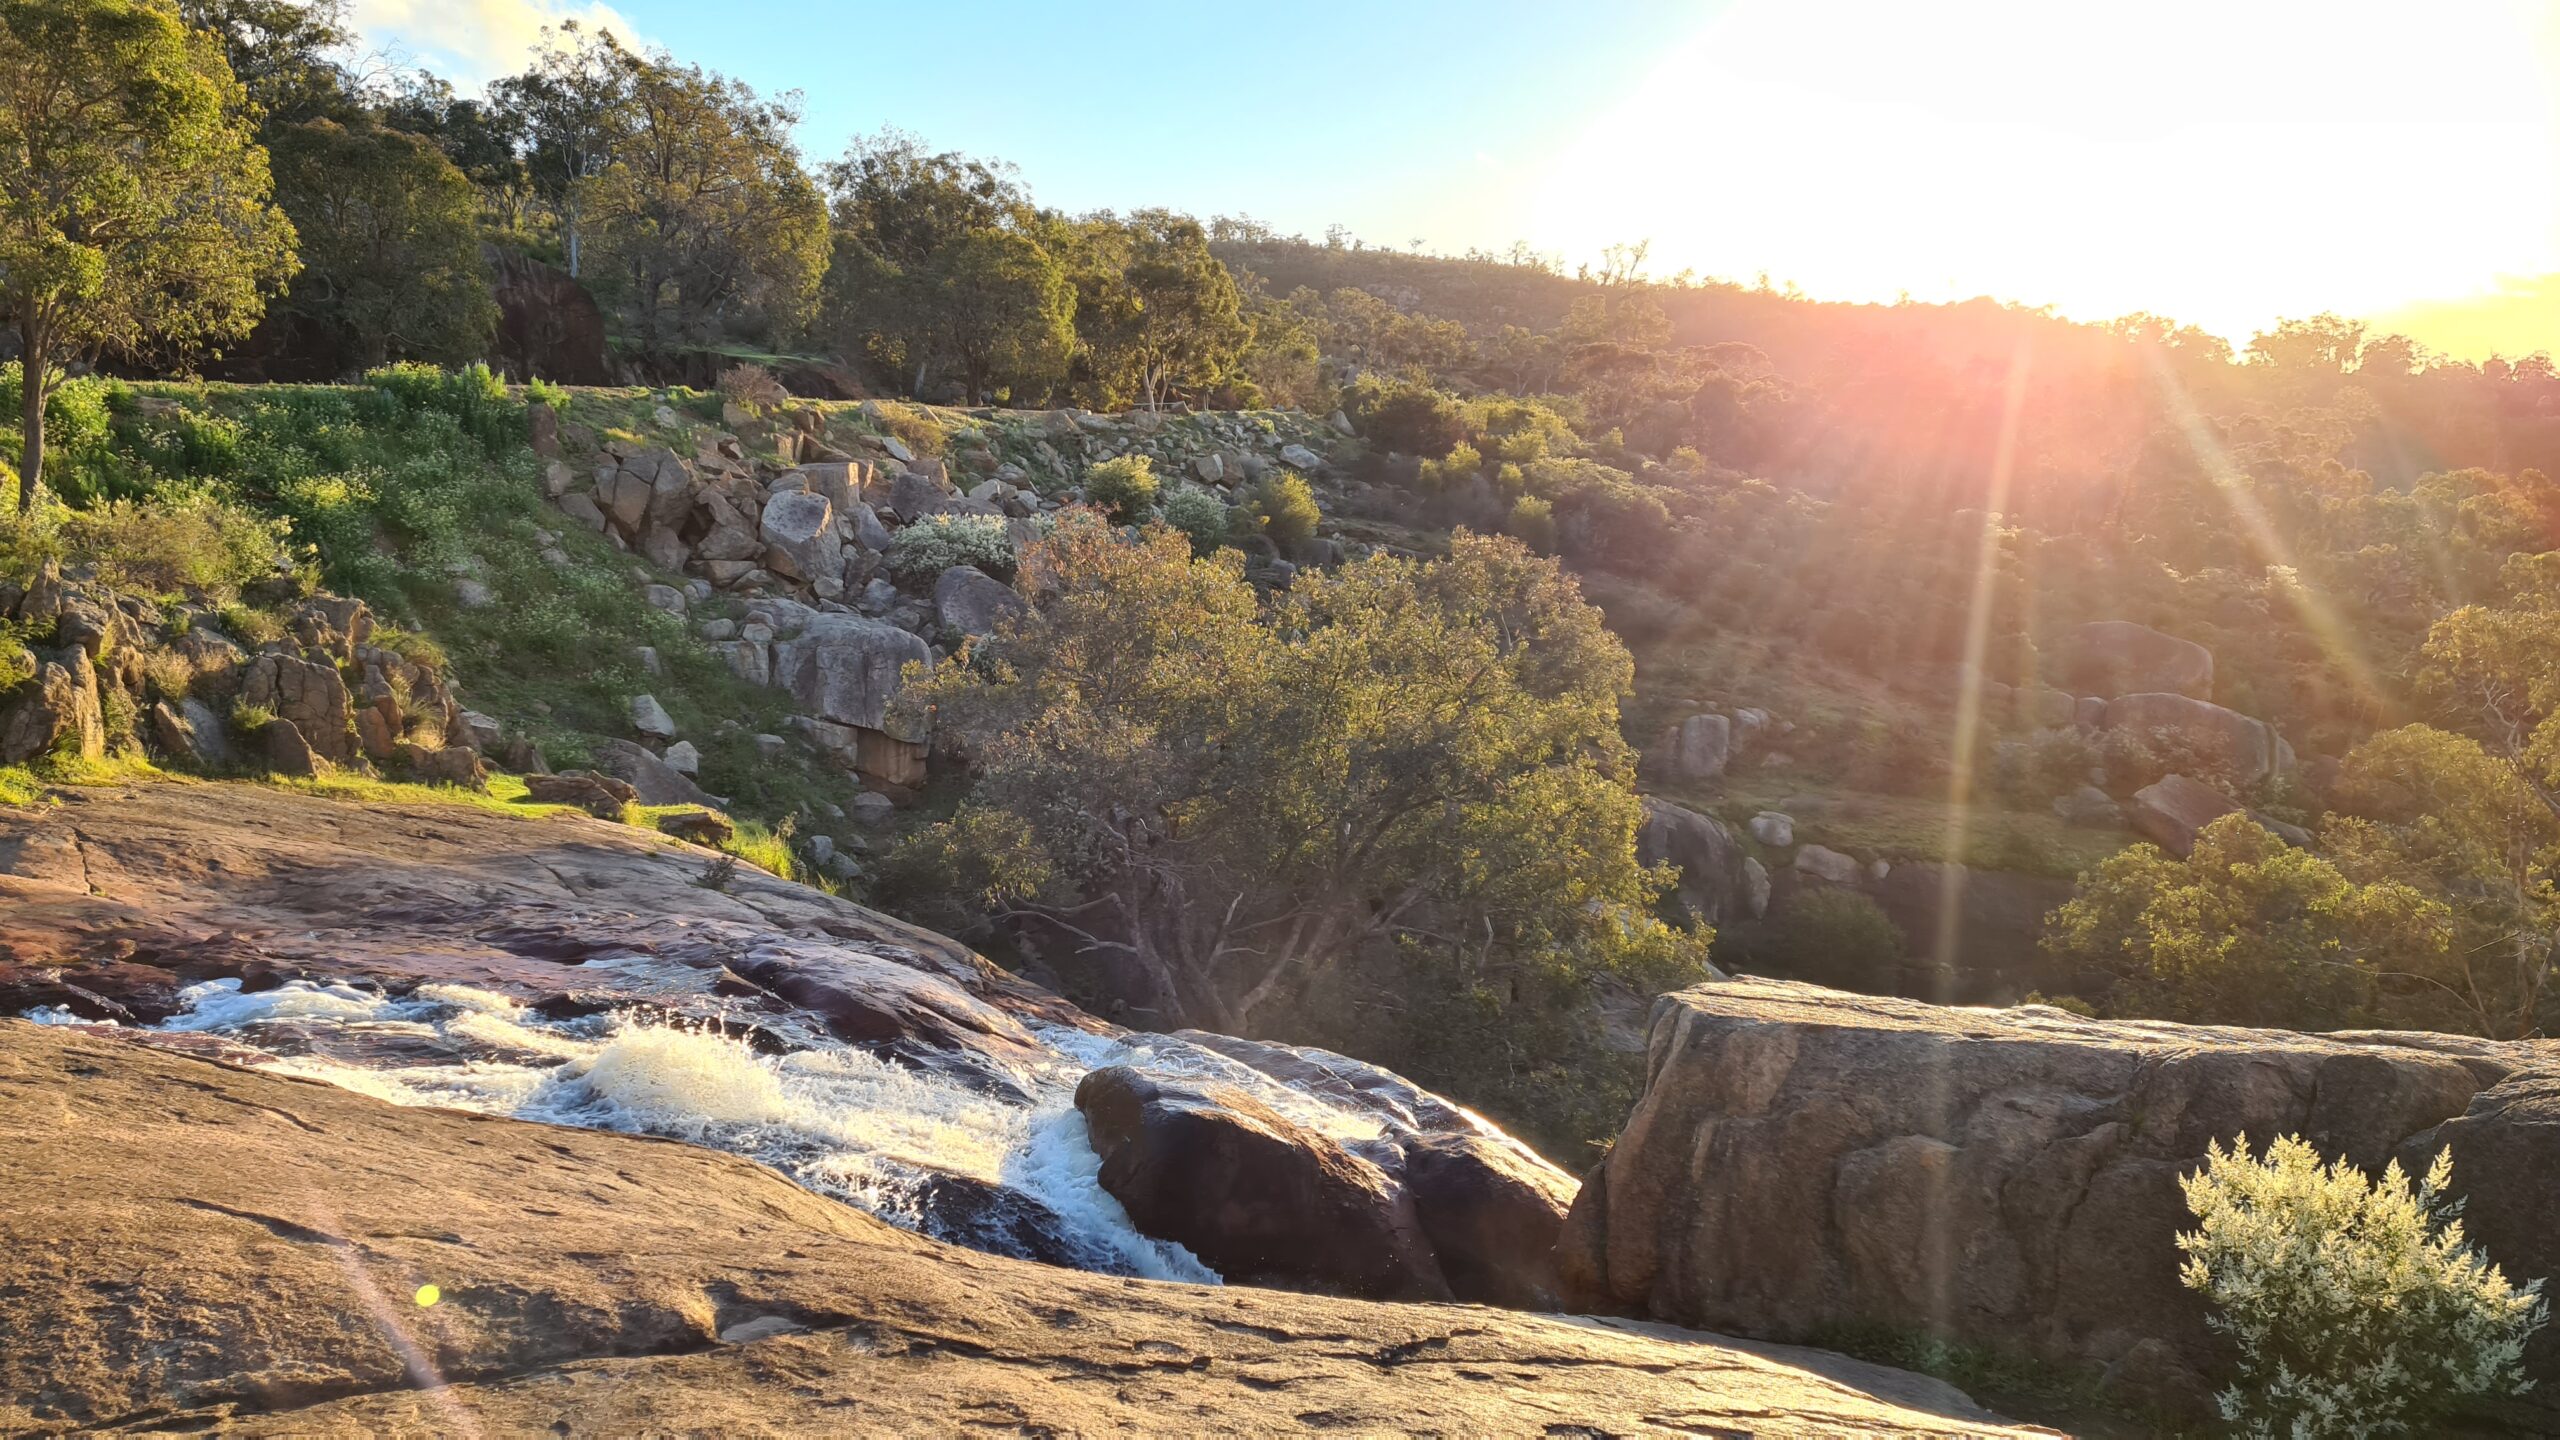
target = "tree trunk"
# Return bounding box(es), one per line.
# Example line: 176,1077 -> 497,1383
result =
16,347 -> 43,515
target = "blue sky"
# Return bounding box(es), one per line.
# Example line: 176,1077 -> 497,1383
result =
355,0 -> 1710,262
348,0 -> 2560,356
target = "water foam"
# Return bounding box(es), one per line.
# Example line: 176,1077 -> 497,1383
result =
48,978 -> 1218,1284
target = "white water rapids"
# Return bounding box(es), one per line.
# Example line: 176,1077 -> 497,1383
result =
23,978 -> 1417,1286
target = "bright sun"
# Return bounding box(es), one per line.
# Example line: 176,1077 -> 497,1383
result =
1533,0 -> 2560,356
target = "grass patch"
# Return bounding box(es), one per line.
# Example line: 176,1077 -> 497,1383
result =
0,766 -> 45,806
25,372 -> 874,858
1805,1323 -> 2167,1436
266,771 -> 828,891
264,768 -> 584,820
1701,773 -> 2128,879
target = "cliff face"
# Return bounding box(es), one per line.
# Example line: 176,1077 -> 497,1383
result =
1559,979 -> 2560,1419
0,779 -> 2046,1434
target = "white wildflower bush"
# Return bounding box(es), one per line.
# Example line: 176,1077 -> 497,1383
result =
2178,1134 -> 2546,1437
1157,484 -> 1229,556
885,513 -> 1016,586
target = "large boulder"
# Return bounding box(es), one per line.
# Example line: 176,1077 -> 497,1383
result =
1793,844 -> 1860,885
1637,798 -> 1763,924
0,652 -> 103,765
2057,621 -> 2214,700
931,565 -> 1027,638
1653,713 -> 1731,782
769,613 -> 932,740
1402,1131 -> 1578,1310
524,769 -> 640,819
2411,1073 -> 2560,1404
1559,979 -> 2552,1415
1074,1065 -> 1451,1301
487,246 -> 611,385
589,738 -> 718,808
2127,773 -> 2244,857
759,490 -> 842,584
239,653 -> 356,764
2100,692 -> 2290,786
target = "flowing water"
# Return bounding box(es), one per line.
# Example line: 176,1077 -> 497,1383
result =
26,977 -> 1391,1285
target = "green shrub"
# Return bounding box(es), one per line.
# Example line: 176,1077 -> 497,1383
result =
1082,454 -> 1159,524
218,601 -> 286,647
1506,494 -> 1557,554
0,635 -> 35,692
525,378 -> 571,411
2180,1136 -> 2545,1436
1245,472 -> 1321,555
364,362 -> 521,451
1463,395 -> 1578,464
1341,375 -> 1464,458
1158,485 -> 1229,556
867,400 -> 946,457
0,368 -> 126,504
1744,887 -> 1905,989
1417,441 -> 1482,495
57,493 -> 290,601
886,513 -> 1016,586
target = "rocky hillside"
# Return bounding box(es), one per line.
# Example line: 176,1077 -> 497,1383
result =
1628,616 -> 2313,1004
0,777 -> 2043,1435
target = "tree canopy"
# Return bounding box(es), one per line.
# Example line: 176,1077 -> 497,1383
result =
891,518 -> 1709,1034
266,117 -> 493,369
0,0 -> 296,509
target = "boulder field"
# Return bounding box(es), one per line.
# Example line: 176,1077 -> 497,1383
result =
0,779 -> 2045,1434
1560,978 -> 2560,1422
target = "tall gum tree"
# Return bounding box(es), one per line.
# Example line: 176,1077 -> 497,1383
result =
0,0 -> 295,511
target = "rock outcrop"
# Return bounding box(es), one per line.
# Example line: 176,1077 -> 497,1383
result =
1560,978 -> 2560,1417
2127,772 -> 2245,855
2056,620 -> 2214,700
2415,1072 -> 2560,1393
1076,1065 -> 1452,1301
2100,691 -> 2293,786
488,246 -> 612,385
0,1019 -> 2039,1436
931,564 -> 1026,637
760,606 -> 933,785
1637,797 -> 1766,924
1652,712 -> 1731,782
0,781 -> 2043,1434
1,567 -> 491,787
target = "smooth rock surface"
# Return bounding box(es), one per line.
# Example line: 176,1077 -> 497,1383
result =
2127,772 -> 2243,856
768,613 -> 933,740
1560,978 -> 2558,1413
1637,798 -> 1763,924
2101,692 -> 2289,786
2057,620 -> 2214,700
930,564 -> 1028,638
0,1021 -> 2038,1437
1655,713 -> 1731,782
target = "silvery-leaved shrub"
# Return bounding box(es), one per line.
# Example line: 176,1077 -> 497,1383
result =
885,513 -> 1015,585
1157,484 -> 1228,556
2178,1134 -> 2546,1437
